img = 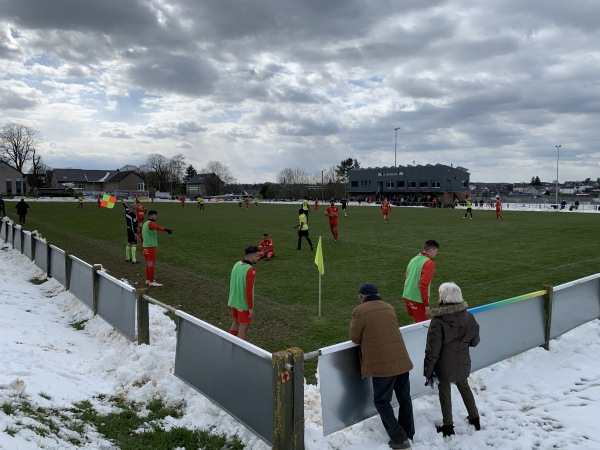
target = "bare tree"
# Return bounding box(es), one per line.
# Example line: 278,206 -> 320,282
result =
169,153 -> 186,185
276,167 -> 312,185
29,147 -> 50,190
201,161 -> 236,184
276,167 -> 315,198
0,123 -> 41,172
145,154 -> 170,182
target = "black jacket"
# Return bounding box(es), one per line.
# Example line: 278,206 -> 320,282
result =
424,301 -> 480,382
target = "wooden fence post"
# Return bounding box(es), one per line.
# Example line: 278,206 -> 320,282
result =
272,349 -> 305,450
288,347 -> 305,450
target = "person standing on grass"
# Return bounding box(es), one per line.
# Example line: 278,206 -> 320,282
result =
350,282 -> 415,450
123,202 -> 140,264
463,196 -> 473,219
495,196 -> 504,219
0,195 -> 5,217
141,210 -> 173,287
197,196 -> 205,210
381,198 -> 391,223
77,194 -> 84,208
424,282 -> 481,438
294,208 -> 314,251
15,198 -> 29,224
340,197 -> 348,217
258,233 -> 275,260
227,245 -> 260,340
96,194 -> 102,209
314,198 -> 319,212
402,240 -> 439,323
325,199 -> 339,241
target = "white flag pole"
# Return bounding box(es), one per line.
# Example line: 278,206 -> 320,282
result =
318,272 -> 322,317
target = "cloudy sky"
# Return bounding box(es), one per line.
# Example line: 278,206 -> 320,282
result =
1,0 -> 599,184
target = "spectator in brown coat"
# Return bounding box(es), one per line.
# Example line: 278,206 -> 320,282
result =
424,282 -> 481,437
350,282 -> 414,450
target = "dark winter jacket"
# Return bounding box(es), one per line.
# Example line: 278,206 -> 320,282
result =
423,301 -> 480,382
15,200 -> 29,216
350,297 -> 414,378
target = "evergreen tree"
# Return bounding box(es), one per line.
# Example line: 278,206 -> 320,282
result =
183,165 -> 197,183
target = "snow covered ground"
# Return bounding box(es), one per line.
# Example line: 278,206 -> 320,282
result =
1,239 -> 600,449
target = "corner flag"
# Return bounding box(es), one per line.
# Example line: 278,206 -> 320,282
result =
314,236 -> 324,275
100,194 -> 116,209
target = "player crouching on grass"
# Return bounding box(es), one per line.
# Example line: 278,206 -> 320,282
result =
228,246 -> 260,340
141,210 -> 173,287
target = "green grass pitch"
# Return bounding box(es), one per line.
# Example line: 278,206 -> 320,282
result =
6,200 -> 600,366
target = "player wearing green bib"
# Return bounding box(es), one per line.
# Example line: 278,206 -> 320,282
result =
228,246 -> 260,340
402,240 -> 439,323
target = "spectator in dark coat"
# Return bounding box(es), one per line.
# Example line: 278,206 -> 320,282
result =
15,198 -> 29,224
424,282 -> 481,437
350,283 -> 414,450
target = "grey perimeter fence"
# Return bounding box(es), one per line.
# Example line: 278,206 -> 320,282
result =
2,218 -> 600,449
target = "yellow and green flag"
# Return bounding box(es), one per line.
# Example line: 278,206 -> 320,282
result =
314,236 -> 324,275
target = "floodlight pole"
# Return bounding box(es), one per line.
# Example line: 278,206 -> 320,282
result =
321,169 -> 326,199
555,144 -> 561,204
394,127 -> 400,166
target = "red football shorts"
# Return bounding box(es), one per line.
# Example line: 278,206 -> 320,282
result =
329,219 -> 338,228
403,298 -> 428,323
142,247 -> 156,262
231,308 -> 252,324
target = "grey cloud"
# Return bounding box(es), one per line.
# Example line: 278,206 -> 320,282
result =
2,0 -> 157,33
0,82 -> 42,110
137,120 -> 207,139
99,128 -> 132,139
126,51 -> 218,96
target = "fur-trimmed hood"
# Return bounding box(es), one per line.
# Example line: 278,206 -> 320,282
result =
429,301 -> 469,318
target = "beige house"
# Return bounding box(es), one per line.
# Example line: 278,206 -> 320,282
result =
0,161 -> 27,196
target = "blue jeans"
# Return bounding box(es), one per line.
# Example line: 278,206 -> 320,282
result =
372,372 -> 414,443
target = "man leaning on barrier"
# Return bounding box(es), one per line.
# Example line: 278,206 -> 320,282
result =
350,282 -> 415,450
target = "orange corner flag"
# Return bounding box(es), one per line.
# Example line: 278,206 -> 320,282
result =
314,236 -> 324,275
100,194 -> 117,209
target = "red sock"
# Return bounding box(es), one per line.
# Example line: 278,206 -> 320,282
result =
145,266 -> 150,281
148,266 -> 155,282
229,329 -> 239,336
334,231 -> 338,240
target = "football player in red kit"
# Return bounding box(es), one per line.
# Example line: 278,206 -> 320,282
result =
381,198 -> 391,223
257,233 -> 275,260
325,199 -> 339,241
